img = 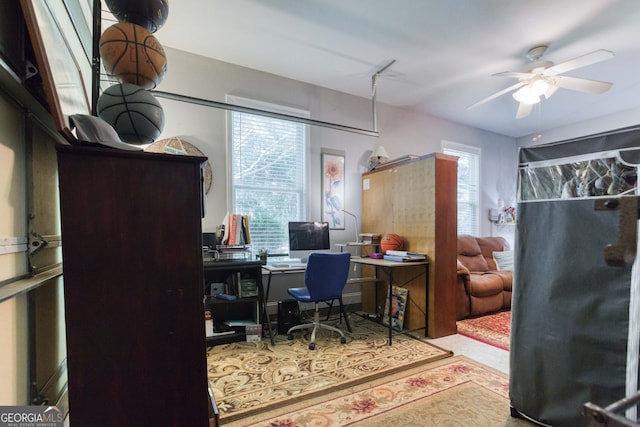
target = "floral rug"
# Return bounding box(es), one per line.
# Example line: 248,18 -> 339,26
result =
207,314 -> 452,422
456,310 -> 511,350
225,355 -> 536,427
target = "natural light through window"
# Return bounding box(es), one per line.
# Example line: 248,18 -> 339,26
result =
228,96 -> 309,254
443,141 -> 480,236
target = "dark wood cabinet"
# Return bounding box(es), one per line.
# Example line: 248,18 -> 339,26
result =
57,145 -> 212,426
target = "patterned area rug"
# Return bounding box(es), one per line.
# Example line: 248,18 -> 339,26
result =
456,310 -> 511,350
207,314 -> 452,422
226,355 -> 536,427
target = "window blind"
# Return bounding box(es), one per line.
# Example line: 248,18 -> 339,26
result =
443,142 -> 480,236
231,110 -> 307,254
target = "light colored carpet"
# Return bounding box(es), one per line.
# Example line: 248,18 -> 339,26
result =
207,314 -> 452,422
227,355 -> 537,427
456,310 -> 511,350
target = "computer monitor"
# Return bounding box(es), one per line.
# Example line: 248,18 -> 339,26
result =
288,221 -> 330,261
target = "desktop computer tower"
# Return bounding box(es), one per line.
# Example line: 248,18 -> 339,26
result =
277,299 -> 300,335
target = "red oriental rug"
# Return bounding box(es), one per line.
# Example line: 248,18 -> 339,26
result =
456,310 -> 511,350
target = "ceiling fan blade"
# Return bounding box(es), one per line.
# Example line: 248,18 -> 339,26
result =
493,71 -> 535,79
516,102 -> 533,119
547,75 -> 613,94
543,49 -> 614,76
544,84 -> 560,99
467,81 -> 527,110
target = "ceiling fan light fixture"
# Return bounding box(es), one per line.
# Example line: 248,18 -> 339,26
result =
469,46 -> 614,119
512,85 -> 540,104
530,79 -> 549,96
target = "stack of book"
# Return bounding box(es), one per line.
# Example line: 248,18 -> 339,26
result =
218,213 -> 252,246
383,250 -> 426,262
359,233 -> 381,244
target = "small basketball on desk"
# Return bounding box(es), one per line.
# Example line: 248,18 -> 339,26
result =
380,233 -> 403,253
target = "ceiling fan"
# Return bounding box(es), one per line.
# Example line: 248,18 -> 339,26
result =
468,45 -> 614,119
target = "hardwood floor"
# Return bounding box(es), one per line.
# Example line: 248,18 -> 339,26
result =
429,333 -> 510,374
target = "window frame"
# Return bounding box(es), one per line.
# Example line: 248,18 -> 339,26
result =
226,95 -> 310,254
442,140 -> 481,236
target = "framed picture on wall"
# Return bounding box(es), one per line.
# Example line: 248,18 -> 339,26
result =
321,150 -> 345,229
21,0 -> 93,143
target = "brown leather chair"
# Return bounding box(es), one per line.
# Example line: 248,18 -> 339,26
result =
456,235 -> 512,320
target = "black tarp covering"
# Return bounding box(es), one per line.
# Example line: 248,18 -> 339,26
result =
510,126 -> 640,426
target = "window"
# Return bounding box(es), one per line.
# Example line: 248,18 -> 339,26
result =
442,141 -> 480,236
228,96 -> 308,254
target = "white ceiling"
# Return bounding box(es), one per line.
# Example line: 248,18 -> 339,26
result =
147,0 -> 640,138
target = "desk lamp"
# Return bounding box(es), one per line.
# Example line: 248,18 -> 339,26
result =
341,209 -> 359,244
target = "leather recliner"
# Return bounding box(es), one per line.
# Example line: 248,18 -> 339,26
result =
456,235 -> 512,320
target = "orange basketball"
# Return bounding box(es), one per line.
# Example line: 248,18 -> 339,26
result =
99,22 -> 167,89
380,234 -> 403,253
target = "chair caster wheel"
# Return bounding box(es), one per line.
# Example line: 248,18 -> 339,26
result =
309,343 -> 316,350
287,334 -> 294,340
340,337 -> 346,344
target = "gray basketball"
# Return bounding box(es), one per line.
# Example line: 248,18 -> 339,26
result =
97,83 -> 165,144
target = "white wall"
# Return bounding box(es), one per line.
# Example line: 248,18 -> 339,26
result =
157,47 -> 519,241
517,106 -> 640,147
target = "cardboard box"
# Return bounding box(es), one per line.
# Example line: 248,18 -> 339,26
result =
245,324 -> 262,342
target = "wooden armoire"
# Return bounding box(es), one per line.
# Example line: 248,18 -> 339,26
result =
361,153 -> 458,338
57,145 -> 214,426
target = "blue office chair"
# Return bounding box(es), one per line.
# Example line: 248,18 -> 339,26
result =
286,252 -> 352,350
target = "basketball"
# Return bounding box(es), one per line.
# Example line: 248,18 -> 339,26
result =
105,0 -> 169,33
380,234 -> 403,253
97,83 -> 165,144
100,22 -> 167,89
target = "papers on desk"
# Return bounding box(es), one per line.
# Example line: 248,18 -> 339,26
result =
265,258 -> 307,269
383,250 -> 426,262
267,262 -> 307,269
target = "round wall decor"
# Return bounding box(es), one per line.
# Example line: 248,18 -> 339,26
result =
145,137 -> 213,194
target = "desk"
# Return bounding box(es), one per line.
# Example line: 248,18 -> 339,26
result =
350,257 -> 429,345
261,264 -> 306,344
335,242 -> 378,258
